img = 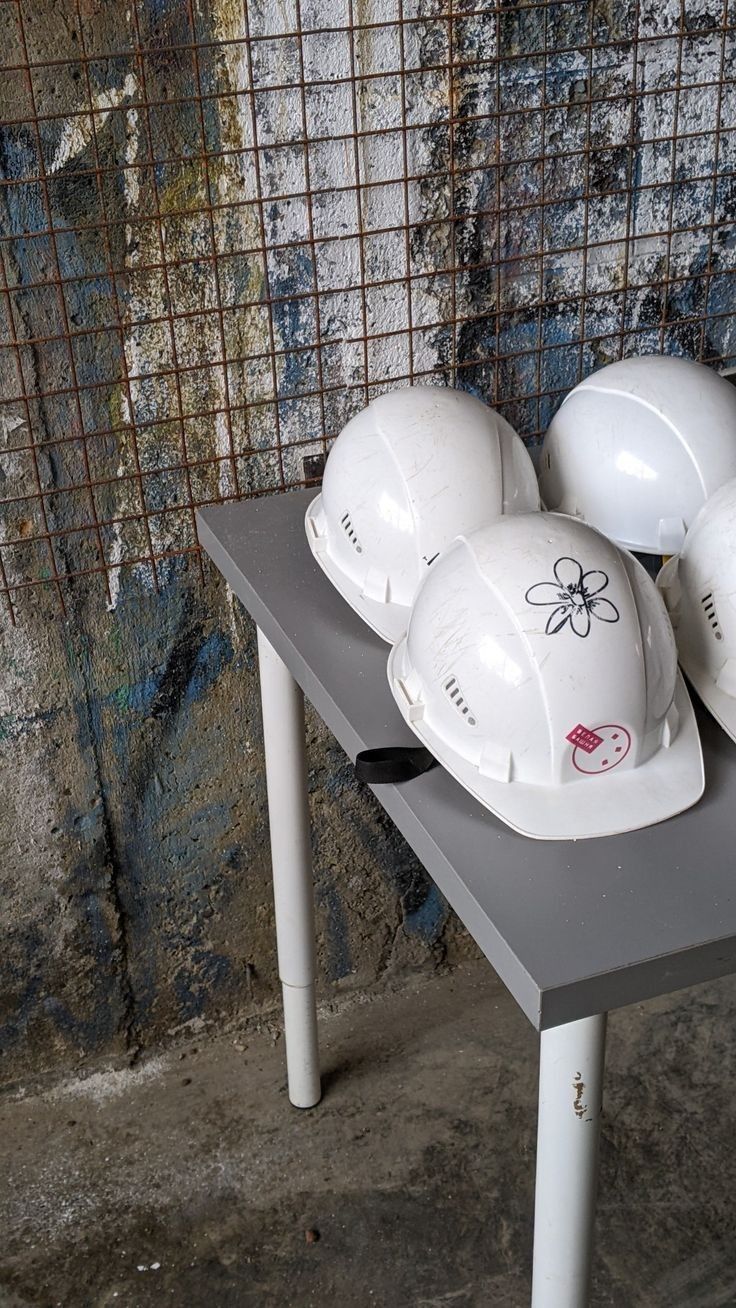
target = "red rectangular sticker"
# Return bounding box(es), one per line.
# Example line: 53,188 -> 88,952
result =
566,724 -> 603,754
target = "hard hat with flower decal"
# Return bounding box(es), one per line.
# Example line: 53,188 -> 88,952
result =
305,385 -> 539,644
387,512 -> 704,840
658,476 -> 736,744
539,355 -> 736,556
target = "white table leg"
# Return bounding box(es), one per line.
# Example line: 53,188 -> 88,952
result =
256,628 -> 321,1109
531,1013 -> 607,1307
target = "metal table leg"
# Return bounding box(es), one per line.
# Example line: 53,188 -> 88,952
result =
531,1013 -> 607,1307
257,628 -> 321,1109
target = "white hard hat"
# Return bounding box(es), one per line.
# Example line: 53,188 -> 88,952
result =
305,386 -> 539,643
387,512 -> 703,840
539,355 -> 736,556
658,476 -> 736,744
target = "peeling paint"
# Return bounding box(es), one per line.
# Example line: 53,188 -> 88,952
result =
573,1071 -> 590,1120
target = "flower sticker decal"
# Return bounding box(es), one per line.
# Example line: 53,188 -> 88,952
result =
525,556 -> 620,638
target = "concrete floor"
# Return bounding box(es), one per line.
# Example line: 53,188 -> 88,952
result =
3,962 -> 736,1308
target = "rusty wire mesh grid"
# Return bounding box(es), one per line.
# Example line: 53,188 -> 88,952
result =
1,0 -> 735,623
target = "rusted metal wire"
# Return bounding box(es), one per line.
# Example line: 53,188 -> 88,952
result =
0,0 -> 734,622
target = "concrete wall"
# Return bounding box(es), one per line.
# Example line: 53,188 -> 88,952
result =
1,0 -> 734,1085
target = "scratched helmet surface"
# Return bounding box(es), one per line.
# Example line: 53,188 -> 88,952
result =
539,355 -> 736,556
658,476 -> 736,745
387,512 -> 704,839
305,385 -> 539,644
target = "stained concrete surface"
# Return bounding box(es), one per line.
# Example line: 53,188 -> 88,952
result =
4,961 -> 736,1308
4,0 -> 736,1088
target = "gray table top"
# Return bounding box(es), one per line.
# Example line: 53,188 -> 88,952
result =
198,491 -> 736,1030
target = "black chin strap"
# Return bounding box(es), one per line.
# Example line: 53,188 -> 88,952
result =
354,744 -> 437,784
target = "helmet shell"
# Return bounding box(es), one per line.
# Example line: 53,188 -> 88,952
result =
388,512 -> 703,839
306,386 -> 539,643
539,356 -> 736,555
658,476 -> 736,743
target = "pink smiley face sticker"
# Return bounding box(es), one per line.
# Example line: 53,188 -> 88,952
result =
570,724 -> 631,774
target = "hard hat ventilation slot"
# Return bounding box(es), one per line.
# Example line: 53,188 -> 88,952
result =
444,676 -> 477,727
340,512 -> 363,554
701,591 -> 723,641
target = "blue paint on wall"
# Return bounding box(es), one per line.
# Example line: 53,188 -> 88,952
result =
315,875 -> 353,982
184,630 -> 234,706
403,882 -> 448,944
114,628 -> 234,718
0,896 -> 123,1058
173,948 -> 233,1020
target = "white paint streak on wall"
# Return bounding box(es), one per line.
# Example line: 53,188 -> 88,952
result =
215,410 -> 235,500
0,413 -> 28,547
48,71 -> 165,606
1,414 -> 25,443
107,105 -> 146,608
195,5 -> 285,489
49,73 -> 137,174
0,621 -> 65,882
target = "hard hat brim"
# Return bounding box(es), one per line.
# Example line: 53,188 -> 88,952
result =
305,494 -> 409,645
682,660 -> 736,746
387,641 -> 704,840
658,554 -> 736,747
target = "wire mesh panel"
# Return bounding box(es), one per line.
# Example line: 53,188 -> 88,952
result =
1,0 -> 735,622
